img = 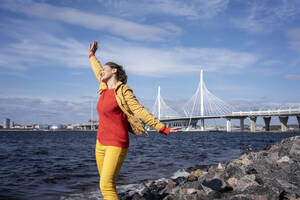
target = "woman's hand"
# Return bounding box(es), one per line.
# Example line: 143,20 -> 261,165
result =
169,127 -> 182,133
89,40 -> 98,55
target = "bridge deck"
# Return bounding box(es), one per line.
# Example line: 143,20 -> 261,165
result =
160,109 -> 300,122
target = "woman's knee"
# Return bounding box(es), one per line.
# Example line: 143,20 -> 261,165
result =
100,178 -> 115,192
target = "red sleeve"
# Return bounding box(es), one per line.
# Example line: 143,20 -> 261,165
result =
89,53 -> 94,58
159,125 -> 170,136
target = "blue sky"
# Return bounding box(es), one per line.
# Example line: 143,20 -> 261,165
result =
1,0 -> 300,125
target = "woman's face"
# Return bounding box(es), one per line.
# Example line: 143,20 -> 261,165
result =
100,65 -> 117,82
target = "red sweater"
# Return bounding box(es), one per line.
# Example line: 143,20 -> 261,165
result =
97,88 -> 129,148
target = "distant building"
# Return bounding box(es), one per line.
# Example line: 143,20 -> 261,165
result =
49,124 -> 65,130
10,121 -> 14,128
25,125 -> 34,129
14,124 -> 24,129
39,124 -> 49,130
3,118 -> 10,129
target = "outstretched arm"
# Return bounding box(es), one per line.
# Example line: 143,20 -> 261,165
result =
123,86 -> 181,135
88,40 -> 103,83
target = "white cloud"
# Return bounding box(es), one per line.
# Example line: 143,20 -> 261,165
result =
0,16 -> 257,76
0,18 -> 258,76
97,0 -> 229,19
232,0 -> 300,33
98,38 -> 258,77
0,1 -> 180,41
0,18 -> 88,69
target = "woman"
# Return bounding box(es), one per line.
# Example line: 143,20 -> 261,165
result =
88,40 -> 181,200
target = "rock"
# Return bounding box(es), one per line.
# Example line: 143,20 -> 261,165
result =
172,176 -> 186,185
162,194 -> 176,200
277,156 -> 291,163
208,165 -> 217,174
224,163 -> 245,180
131,193 -> 145,200
170,185 -> 180,194
217,163 -> 224,171
226,177 -> 238,187
289,139 -> 300,159
235,175 -> 259,192
202,178 -> 225,192
179,188 -> 198,195
232,153 -> 251,165
276,179 -> 298,190
245,167 -> 258,175
267,151 -> 279,163
219,194 -> 268,200
200,183 -> 214,195
160,180 -> 177,194
187,169 -> 206,182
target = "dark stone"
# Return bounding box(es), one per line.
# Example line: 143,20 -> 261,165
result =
172,176 -> 186,185
202,178 -> 223,192
279,190 -> 289,200
142,191 -> 167,200
246,167 -> 257,175
254,176 -> 264,185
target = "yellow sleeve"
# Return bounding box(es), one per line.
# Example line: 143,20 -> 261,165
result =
89,55 -> 103,83
123,86 -> 165,132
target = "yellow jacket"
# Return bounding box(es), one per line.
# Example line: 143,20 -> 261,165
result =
89,56 -> 165,135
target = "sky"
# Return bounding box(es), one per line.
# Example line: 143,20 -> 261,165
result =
1,0 -> 300,125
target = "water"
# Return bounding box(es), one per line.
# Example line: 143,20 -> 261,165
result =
0,130 -> 299,200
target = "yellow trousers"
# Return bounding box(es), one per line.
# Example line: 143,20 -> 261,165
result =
95,140 -> 128,200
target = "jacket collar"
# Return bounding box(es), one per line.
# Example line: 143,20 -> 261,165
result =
115,80 -> 123,91
99,80 -> 123,94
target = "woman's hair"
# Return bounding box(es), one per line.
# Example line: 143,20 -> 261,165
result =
104,62 -> 128,84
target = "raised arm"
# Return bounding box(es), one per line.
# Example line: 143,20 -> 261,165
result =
123,86 -> 181,135
88,40 -> 103,83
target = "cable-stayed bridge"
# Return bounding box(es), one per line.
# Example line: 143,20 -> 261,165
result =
151,70 -> 300,132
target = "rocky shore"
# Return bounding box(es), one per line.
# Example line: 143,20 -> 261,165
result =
119,136 -> 300,200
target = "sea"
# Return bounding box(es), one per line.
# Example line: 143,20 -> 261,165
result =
1,130 -> 299,200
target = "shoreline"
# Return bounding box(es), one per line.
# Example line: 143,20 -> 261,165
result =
1,129 -> 300,134
0,129 -> 97,132
117,136 -> 300,200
